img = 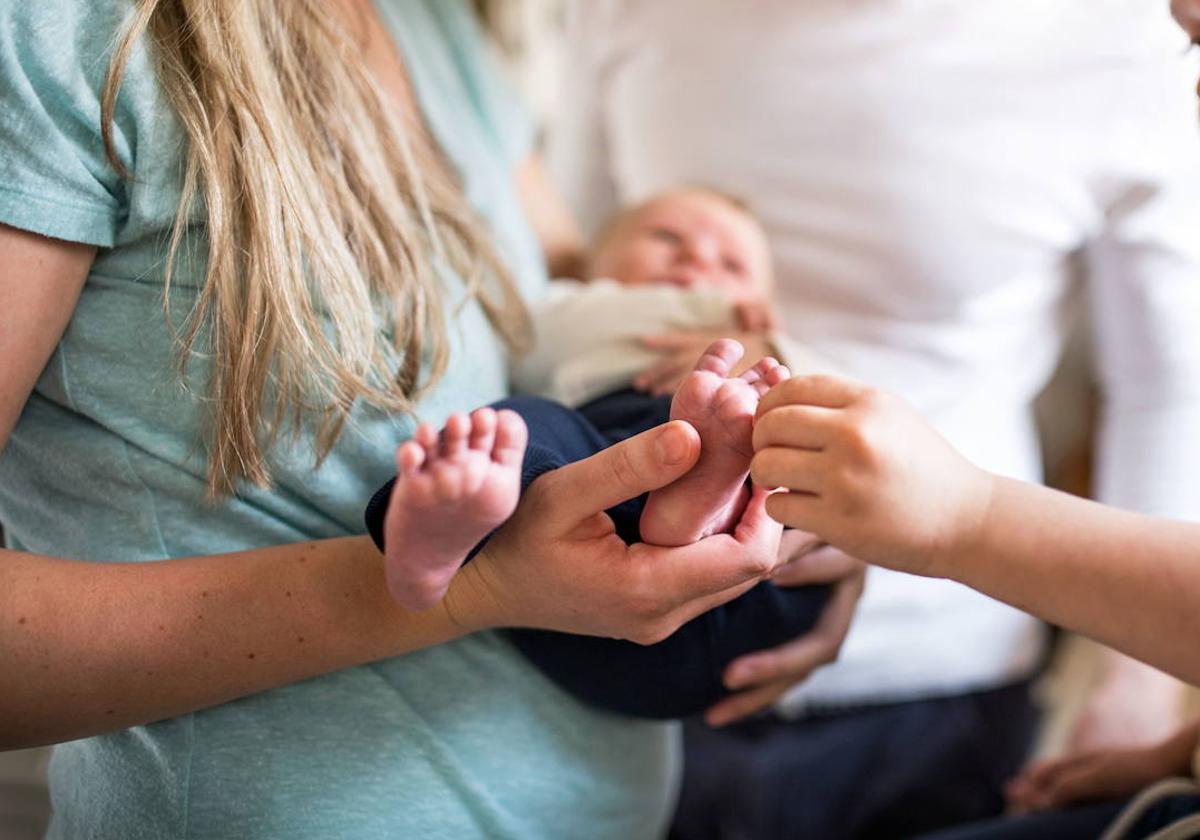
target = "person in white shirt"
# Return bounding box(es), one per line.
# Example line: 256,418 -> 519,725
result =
549,1 -> 1200,836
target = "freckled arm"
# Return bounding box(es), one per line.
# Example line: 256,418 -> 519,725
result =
0,537 -> 468,750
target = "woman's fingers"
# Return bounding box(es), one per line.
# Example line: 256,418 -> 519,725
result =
658,577 -> 767,643
775,528 -> 826,566
771,544 -> 865,587
650,487 -> 783,600
712,556 -> 864,723
601,490 -> 783,645
704,676 -> 796,727
734,485 -> 782,544
706,566 -> 864,725
538,420 -> 701,522
470,444 -> 781,644
721,632 -> 835,694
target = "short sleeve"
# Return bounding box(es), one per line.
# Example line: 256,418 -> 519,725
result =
0,3 -> 128,247
433,1 -> 536,167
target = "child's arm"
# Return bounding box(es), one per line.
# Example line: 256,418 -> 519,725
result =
750,375 -> 1200,686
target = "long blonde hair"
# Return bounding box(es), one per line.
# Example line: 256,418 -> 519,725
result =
101,0 -> 530,496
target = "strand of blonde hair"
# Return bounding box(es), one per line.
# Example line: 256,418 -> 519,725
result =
101,0 -> 530,497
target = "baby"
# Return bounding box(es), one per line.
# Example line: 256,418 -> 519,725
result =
365,188 -> 832,718
515,186 -> 827,409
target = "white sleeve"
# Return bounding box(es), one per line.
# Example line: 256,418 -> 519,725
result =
546,0 -> 622,236
1087,170 -> 1200,520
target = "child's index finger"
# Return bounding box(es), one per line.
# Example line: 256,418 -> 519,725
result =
756,374 -> 867,417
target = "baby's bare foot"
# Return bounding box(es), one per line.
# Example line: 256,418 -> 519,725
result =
383,407 -> 527,610
640,339 -> 789,546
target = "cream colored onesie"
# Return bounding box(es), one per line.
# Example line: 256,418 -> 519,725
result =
513,279 -> 833,407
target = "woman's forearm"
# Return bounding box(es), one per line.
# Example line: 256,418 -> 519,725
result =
953,477 -> 1200,685
1,536 -> 469,749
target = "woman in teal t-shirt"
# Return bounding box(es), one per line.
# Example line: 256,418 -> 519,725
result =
0,1 -> 782,836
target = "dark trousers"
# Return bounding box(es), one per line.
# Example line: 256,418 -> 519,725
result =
670,680 -> 1041,840
919,793 -> 1200,840
365,392 -> 829,719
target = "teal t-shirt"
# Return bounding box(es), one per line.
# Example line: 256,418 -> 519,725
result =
0,1 -> 680,837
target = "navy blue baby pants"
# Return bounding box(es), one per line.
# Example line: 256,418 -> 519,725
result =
364,390 -> 829,719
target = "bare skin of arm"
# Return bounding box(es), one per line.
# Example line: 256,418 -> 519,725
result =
0,224 -> 463,747
949,477 -> 1200,686
4,450 -> 779,750
751,375 -> 1200,686
516,153 -> 588,278
1,536 -> 464,749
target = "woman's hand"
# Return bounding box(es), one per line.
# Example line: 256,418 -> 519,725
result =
635,324 -> 776,395
703,536 -> 865,726
444,420 -> 784,644
750,375 -> 995,579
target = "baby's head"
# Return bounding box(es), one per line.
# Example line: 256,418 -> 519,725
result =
587,187 -> 773,304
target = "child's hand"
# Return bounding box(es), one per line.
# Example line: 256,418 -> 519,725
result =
1008,718 -> 1200,814
1006,746 -> 1179,814
750,375 -> 994,578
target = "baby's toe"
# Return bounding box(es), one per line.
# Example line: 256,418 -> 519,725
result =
396,440 -> 426,475
763,362 -> 790,387
469,408 -> 498,454
692,338 -> 745,377
493,410 -> 529,467
440,412 -> 472,458
414,422 -> 440,458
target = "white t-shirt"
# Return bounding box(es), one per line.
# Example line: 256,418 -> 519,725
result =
550,0 -> 1200,710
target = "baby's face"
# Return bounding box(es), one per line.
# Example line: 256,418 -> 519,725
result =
589,191 -> 772,304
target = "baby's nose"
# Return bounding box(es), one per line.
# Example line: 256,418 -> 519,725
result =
681,237 -> 720,269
